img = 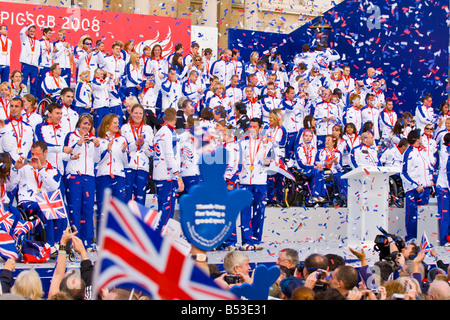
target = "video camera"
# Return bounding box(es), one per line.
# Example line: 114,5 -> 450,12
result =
373,227 -> 405,261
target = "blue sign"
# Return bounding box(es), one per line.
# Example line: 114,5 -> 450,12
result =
179,147 -> 252,251
230,264 -> 281,300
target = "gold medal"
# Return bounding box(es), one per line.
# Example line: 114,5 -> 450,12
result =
250,165 -> 254,172
17,148 -> 21,154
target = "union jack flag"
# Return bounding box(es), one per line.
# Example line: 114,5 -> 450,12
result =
0,230 -> 18,260
127,200 -> 160,230
267,158 -> 296,181
35,189 -> 67,220
420,231 -> 433,253
0,203 -> 15,233
13,218 -> 40,242
93,190 -> 237,300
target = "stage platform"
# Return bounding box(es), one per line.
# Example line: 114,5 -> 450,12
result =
207,198 -> 450,267
1,198 -> 449,297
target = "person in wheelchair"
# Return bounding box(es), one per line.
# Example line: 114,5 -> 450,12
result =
316,135 -> 348,206
380,138 -> 409,207
0,153 -> 23,217
294,128 -> 326,204
9,141 -> 66,252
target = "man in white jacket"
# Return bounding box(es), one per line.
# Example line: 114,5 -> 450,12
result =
19,24 -> 41,97
91,68 -> 111,130
153,107 -> 184,233
41,63 -> 68,99
0,24 -> 12,83
35,103 -> 73,176
210,49 -> 235,87
350,131 -> 380,169
238,118 -> 272,251
1,97 -> 35,163
401,129 -> 434,241
161,68 -> 182,112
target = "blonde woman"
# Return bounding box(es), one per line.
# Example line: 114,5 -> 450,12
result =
266,108 -> 287,205
73,70 -> 92,115
0,81 -> 12,121
207,81 -> 230,114
190,53 -> 208,91
245,51 -> 259,80
11,269 -> 43,300
124,51 -> 144,99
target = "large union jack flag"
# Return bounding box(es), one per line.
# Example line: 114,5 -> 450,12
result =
35,189 -> 67,220
93,189 -> 237,300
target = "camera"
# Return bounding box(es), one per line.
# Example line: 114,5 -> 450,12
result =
373,227 -> 405,261
224,274 -> 241,285
23,158 -> 33,165
286,266 -> 300,278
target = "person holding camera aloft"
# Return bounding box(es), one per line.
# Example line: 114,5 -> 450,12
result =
64,113 -> 99,251
213,251 -> 253,290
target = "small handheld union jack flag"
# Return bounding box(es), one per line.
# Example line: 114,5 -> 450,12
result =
35,189 -> 68,220
420,231 -> 433,253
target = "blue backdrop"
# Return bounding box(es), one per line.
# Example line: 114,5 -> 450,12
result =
228,0 -> 449,115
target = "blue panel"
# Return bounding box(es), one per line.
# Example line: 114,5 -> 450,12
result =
228,0 -> 449,115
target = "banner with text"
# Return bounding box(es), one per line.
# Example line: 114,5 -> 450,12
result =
0,2 -> 191,79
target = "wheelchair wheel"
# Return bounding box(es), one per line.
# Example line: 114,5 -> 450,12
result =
389,176 -> 404,208
283,170 -> 311,207
17,204 -> 47,243
36,95 -> 55,117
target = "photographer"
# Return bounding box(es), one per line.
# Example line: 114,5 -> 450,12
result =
276,248 -> 301,277
387,236 -> 418,262
301,253 -> 329,293
214,251 -> 253,290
